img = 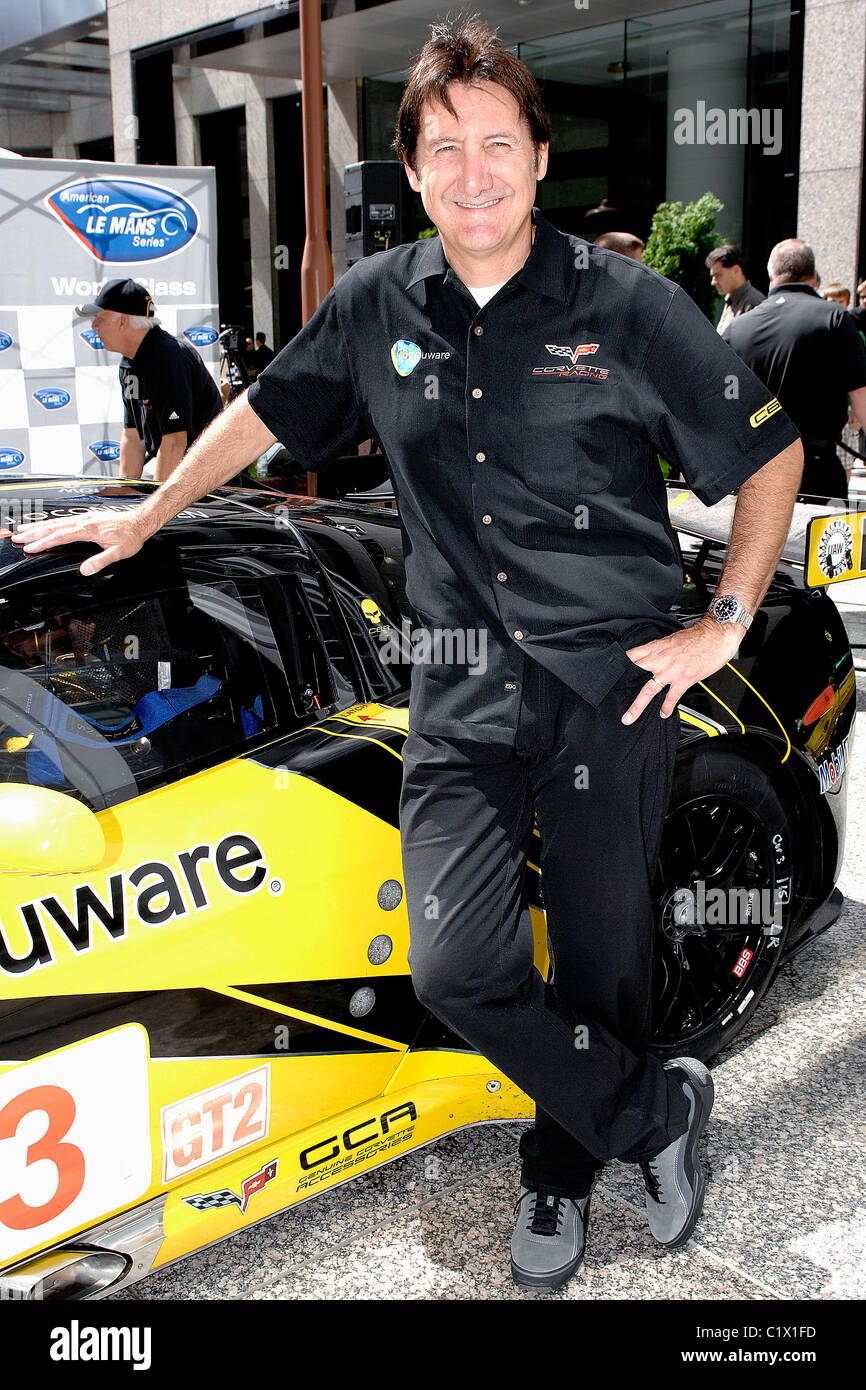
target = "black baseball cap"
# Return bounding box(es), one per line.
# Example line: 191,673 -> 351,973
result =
75,279 -> 155,318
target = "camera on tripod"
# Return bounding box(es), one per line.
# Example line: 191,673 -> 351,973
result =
217,324 -> 250,400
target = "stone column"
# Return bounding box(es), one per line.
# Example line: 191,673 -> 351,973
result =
327,78 -> 361,280
173,44 -> 200,168
798,0 -> 866,291
246,73 -> 276,347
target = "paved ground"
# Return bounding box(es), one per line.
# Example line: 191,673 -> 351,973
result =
117,593 -> 866,1303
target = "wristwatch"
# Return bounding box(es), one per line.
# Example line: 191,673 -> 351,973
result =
707,594 -> 753,630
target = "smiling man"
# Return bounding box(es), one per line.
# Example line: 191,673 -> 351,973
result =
11,15 -> 804,1292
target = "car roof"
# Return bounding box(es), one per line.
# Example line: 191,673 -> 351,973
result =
0,476 -> 401,583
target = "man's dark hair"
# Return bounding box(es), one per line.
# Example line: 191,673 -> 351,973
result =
393,13 -> 552,172
256,332 -> 266,343
705,244 -> 745,272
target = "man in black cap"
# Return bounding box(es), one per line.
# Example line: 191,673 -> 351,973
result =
76,278 -> 222,481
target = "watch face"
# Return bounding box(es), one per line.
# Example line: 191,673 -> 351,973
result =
713,596 -> 739,621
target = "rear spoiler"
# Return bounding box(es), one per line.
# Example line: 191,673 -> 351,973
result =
666,483 -> 861,589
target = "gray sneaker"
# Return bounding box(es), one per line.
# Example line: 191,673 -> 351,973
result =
510,1187 -> 590,1289
640,1056 -> 714,1248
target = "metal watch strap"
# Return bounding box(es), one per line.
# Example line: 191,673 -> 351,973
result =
708,594 -> 753,629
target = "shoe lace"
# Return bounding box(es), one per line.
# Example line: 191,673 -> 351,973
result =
525,1192 -> 565,1237
640,1159 -> 665,1205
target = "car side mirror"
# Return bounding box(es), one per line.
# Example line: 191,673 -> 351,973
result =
0,786 -> 106,873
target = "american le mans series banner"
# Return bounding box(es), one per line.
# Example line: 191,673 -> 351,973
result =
0,158 -> 219,477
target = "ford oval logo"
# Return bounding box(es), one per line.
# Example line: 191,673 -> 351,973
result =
183,325 -> 218,347
33,388 -> 71,411
80,327 -> 105,350
0,331 -> 12,351
0,448 -> 25,469
88,440 -> 121,462
46,179 -> 199,264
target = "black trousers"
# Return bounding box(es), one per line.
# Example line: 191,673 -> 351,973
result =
799,443 -> 848,505
399,652 -> 691,1198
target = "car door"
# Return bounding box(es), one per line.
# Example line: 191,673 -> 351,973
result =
0,541 -> 411,1273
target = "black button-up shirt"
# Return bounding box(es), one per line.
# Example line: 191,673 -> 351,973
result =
248,210 -> 799,739
723,283 -> 866,444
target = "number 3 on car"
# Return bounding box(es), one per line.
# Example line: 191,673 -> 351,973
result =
0,1026 -> 151,1264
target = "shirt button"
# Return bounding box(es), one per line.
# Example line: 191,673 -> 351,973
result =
496,571 -> 507,582
513,629 -> 524,641
475,451 -> 486,462
474,325 -> 484,336
472,388 -> 483,399
481,514 -> 492,525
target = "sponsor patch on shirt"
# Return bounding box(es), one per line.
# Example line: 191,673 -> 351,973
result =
390,340 -> 422,376
750,397 -> 782,428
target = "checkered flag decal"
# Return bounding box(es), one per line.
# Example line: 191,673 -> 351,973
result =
182,1160 -> 279,1215
183,1188 -> 241,1213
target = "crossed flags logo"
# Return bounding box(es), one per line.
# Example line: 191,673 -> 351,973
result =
545,343 -> 599,364
183,1159 -> 279,1214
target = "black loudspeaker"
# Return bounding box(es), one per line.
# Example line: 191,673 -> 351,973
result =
345,161 -> 409,265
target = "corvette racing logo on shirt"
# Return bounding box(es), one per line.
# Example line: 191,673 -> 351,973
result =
545,343 -> 599,363
532,342 -> 609,380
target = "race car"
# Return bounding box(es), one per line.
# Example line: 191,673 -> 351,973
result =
0,475 -> 855,1301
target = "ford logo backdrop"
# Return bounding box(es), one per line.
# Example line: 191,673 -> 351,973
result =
33,389 -> 71,411
0,331 -> 12,351
46,180 -> 199,264
183,326 -> 218,347
88,440 -> 121,462
0,449 -> 25,469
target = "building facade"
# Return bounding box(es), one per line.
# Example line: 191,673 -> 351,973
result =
0,0 -> 863,346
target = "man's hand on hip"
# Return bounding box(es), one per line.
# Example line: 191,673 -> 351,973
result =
620,618 -> 743,725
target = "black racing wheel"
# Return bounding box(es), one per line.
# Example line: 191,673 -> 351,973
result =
651,744 -> 794,1063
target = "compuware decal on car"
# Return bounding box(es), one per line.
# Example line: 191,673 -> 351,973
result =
0,833 -> 282,980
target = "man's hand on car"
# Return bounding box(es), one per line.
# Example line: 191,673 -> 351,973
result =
3,510 -> 151,576
621,617 -> 743,724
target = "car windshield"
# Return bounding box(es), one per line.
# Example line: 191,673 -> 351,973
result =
0,583 -> 281,811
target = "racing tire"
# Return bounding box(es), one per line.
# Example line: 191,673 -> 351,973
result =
651,743 -> 794,1064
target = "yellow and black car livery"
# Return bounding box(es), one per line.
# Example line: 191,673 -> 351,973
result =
0,476 -> 854,1300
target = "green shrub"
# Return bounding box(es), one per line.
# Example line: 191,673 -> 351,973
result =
643,192 -> 724,320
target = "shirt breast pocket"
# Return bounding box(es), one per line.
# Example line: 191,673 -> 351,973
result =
519,380 -> 613,495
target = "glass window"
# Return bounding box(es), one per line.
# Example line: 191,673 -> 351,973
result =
0,578 -> 285,811
361,0 -> 798,272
